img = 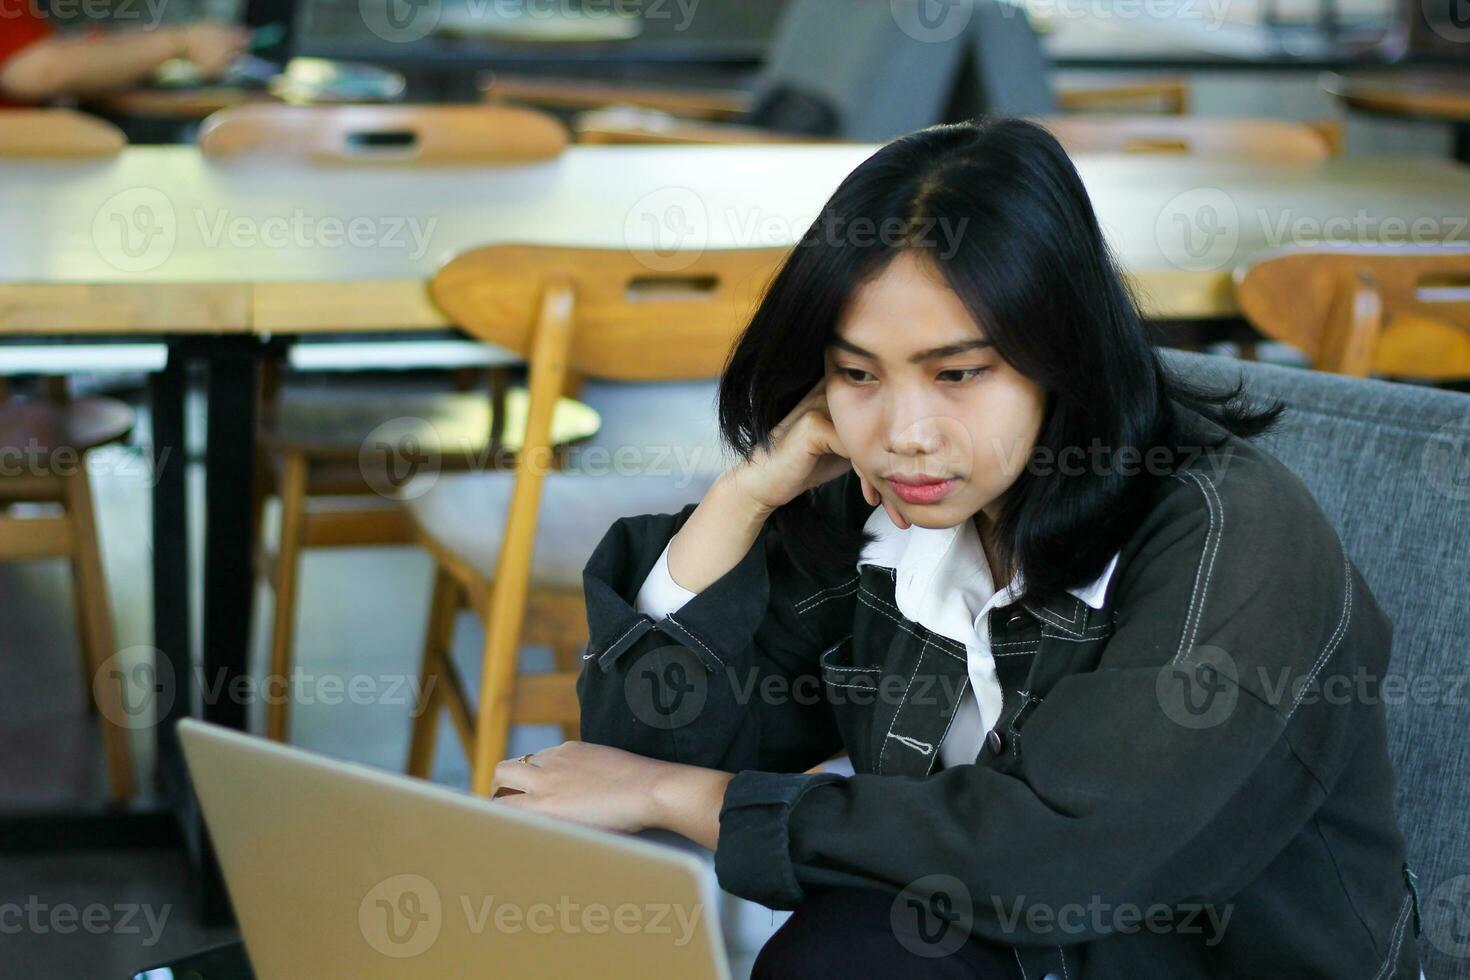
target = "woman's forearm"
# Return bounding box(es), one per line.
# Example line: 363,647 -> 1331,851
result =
0,29 -> 182,100
665,470 -> 773,594
650,762 -> 735,852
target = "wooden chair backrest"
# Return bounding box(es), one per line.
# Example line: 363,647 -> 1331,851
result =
1234,244 -> 1470,378
1039,116 -> 1333,162
197,104 -> 568,164
430,244 -> 790,792
431,244 -> 790,380
0,109 -> 125,158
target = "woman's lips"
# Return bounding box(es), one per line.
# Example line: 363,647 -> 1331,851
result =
886,477 -> 956,505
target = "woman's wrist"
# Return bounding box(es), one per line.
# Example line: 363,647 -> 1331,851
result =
649,761 -> 735,852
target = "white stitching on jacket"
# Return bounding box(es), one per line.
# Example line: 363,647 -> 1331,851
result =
1171,470 -> 1224,666
583,619 -> 646,661
878,635 -> 930,773
1028,601 -> 1084,637
795,581 -> 860,615
861,584 -> 971,659
1370,893 -> 1413,980
885,732 -> 934,754
1287,553 -> 1355,721
794,574 -> 860,614
664,614 -> 726,667
855,590 -> 968,664
926,674 -> 970,776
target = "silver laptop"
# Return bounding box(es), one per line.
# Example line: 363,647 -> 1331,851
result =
177,719 -> 732,980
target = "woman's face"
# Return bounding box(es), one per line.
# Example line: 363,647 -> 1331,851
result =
824,249 -> 1048,530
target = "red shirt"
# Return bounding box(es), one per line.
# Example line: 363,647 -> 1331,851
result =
0,1 -> 56,106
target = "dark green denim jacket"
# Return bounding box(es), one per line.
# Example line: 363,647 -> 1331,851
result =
576,406 -> 1423,979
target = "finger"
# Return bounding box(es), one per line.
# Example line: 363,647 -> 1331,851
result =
492,758 -> 541,795
857,471 -> 878,507
882,493 -> 911,530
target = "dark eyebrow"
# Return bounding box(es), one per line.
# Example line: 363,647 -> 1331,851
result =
828,336 -> 993,364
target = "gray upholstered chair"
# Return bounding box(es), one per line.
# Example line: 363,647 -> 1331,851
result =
493,0 -> 972,144
953,0 -> 1189,117
1162,348 -> 1468,978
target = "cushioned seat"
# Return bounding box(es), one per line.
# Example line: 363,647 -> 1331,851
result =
404,379 -> 728,585
261,388 -> 598,461
406,469 -> 720,586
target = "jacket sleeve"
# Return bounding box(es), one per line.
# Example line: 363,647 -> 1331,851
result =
576,473 -> 861,779
712,464 -> 1387,944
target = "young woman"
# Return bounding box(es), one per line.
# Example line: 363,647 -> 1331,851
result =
488,118 -> 1422,979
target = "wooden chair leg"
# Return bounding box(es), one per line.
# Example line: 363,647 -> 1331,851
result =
470,626 -> 519,792
63,455 -> 135,800
250,444 -> 272,548
407,565 -> 460,777
551,640 -> 583,742
67,544 -> 99,716
265,453 -> 309,742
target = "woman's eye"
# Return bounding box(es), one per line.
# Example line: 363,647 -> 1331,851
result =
837,367 -> 874,384
938,367 -> 989,383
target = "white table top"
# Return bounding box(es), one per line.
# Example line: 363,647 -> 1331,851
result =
1,143 -> 1465,333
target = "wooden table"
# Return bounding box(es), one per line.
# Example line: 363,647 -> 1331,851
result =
4,143 -> 1469,923
1324,70 -> 1470,163
5,145 -> 1468,333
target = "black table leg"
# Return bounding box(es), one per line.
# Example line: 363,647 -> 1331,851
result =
173,336 -> 260,927
151,342 -> 192,811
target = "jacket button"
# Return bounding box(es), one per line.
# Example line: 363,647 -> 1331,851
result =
1043,974 -> 1061,980
985,729 -> 1005,754
1006,612 -> 1027,627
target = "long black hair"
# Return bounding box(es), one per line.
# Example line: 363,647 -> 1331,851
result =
717,116 -> 1284,605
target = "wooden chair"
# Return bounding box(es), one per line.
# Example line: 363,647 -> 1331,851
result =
0,109 -> 125,157
197,103 -> 569,164
199,104 -> 583,742
412,244 -> 789,794
1233,245 -> 1470,379
1038,116 -> 1338,162
0,395 -> 136,798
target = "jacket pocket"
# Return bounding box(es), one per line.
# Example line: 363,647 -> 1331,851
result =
817,634 -> 882,772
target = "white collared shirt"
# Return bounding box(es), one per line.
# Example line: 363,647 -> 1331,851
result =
634,507 -> 1120,770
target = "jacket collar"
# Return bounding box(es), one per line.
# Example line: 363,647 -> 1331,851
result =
857,506 -> 1119,647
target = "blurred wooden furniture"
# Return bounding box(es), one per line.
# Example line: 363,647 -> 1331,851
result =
89,87 -> 273,122
1052,74 -> 1189,116
1234,245 -> 1470,378
199,103 -> 569,164
0,395 -> 136,798
256,375 -> 601,741
1323,70 -> 1470,164
6,145 -> 1470,330
411,244 -> 787,793
210,102 -> 579,742
0,109 -> 125,157
1040,116 -> 1338,161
